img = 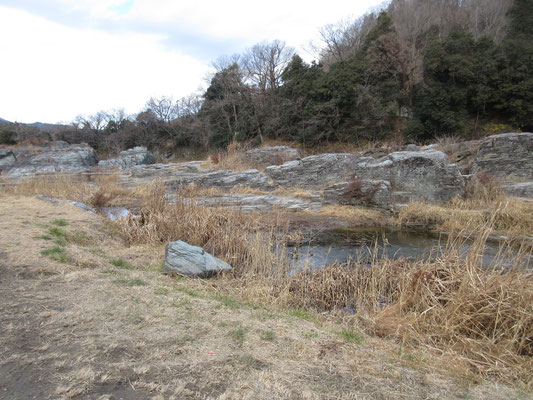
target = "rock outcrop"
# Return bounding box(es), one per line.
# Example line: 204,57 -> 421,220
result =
0,149 -> 16,171
99,146 -> 155,170
323,180 -> 393,210
471,133 -> 533,180
193,169 -> 275,191
163,240 -> 232,277
243,146 -> 301,166
265,154 -> 359,188
6,142 -> 98,177
354,150 -> 465,203
470,132 -> 533,198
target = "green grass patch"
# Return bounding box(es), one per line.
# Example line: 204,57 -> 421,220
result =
113,278 -> 146,287
67,231 -> 93,246
304,332 -> 319,339
177,286 -> 200,298
40,246 -> 68,263
101,269 -> 119,275
287,308 -> 317,322
228,327 -> 248,345
48,227 -> 67,238
259,329 -> 275,341
154,288 -> 169,295
215,294 -> 241,309
54,239 -> 67,247
337,329 -> 363,344
109,258 -> 134,270
51,219 -> 69,227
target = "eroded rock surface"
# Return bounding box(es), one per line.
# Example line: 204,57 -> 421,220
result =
0,150 -> 16,170
193,169 -> 275,191
99,146 -> 156,170
323,180 -> 393,210
354,150 -> 465,203
265,154 -> 359,188
471,133 -> 533,180
6,142 -> 98,177
163,240 -> 232,277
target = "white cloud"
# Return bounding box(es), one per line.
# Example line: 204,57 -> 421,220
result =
0,6 -> 208,123
0,0 -> 386,123
129,0 -> 385,49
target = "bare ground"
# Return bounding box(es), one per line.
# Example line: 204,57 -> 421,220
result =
0,195 -> 529,400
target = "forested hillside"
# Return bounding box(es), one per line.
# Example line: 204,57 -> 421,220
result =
3,0 -> 532,154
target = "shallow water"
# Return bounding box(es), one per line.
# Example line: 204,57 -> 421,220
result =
288,227 -> 532,270
100,207 -> 130,221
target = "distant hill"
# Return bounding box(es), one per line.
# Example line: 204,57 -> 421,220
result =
0,117 -> 67,132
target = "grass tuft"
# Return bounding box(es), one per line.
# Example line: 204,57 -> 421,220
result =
109,258 -> 134,270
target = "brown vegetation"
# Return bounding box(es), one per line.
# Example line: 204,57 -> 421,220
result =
111,182 -> 533,388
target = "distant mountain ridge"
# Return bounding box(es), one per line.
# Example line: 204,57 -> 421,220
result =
0,117 -> 67,132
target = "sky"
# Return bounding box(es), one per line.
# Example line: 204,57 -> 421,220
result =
0,0 -> 385,124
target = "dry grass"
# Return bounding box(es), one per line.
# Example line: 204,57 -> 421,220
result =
203,141 -> 258,172
399,197 -> 533,243
0,173 -> 133,208
114,183 -> 533,388
273,187 -> 317,200
319,204 -> 391,226
5,195 -> 493,399
399,173 -> 533,246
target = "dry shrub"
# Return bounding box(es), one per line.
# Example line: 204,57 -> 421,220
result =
466,171 -> 504,203
114,181 -> 285,275
205,141 -> 256,171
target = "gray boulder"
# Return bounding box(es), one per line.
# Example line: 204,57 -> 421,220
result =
7,142 -> 98,177
265,153 -> 359,188
243,146 -> 301,167
323,180 -> 393,210
354,150 -> 465,203
471,132 -> 533,181
503,182 -> 533,198
0,149 -> 16,169
163,240 -> 232,277
99,146 -> 156,170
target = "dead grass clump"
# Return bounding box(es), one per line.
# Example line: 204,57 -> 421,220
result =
319,204 -> 389,226
375,249 -> 533,384
283,234 -> 533,385
399,196 -> 533,240
2,175 -> 94,201
204,141 -> 257,172
114,181 -> 280,274
466,172 -> 505,204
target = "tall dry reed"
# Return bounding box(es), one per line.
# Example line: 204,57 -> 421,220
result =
116,182 -> 532,386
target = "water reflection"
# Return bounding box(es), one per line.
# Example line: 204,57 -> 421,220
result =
287,228 -> 532,270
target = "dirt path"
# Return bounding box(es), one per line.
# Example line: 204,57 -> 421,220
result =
0,195 -> 527,399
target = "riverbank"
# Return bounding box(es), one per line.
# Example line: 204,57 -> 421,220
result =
0,194 -> 531,399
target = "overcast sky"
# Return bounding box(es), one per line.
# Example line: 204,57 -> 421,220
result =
0,0 -> 385,124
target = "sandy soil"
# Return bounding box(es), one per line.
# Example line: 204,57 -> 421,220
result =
0,195 -> 529,399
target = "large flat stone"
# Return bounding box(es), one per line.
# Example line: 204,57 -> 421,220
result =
163,240 -> 232,277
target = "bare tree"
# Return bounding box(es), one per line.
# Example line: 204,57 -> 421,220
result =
241,40 -> 295,91
145,96 -> 178,123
